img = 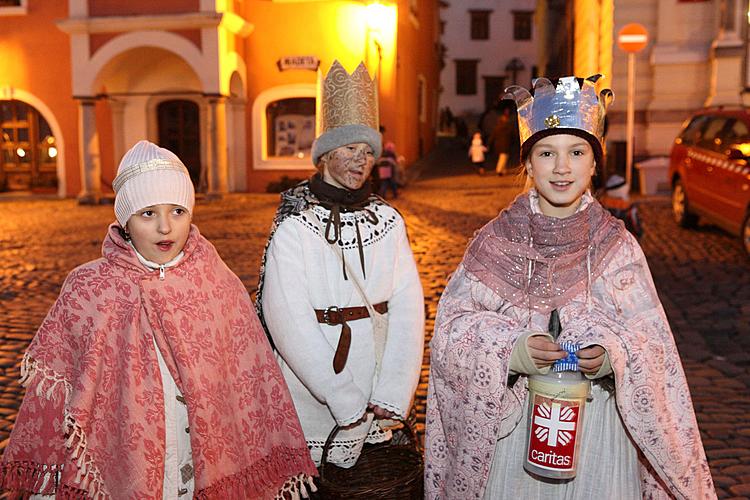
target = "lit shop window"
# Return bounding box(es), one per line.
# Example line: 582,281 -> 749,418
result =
265,97 -> 315,159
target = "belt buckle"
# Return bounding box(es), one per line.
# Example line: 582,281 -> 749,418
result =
323,306 -> 339,325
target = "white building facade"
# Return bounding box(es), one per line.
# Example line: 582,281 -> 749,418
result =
439,0 -> 538,122
588,0 -> 747,158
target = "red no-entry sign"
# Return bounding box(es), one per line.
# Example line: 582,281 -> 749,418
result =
617,23 -> 649,53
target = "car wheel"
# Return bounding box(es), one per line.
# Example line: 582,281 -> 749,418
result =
672,179 -> 698,228
743,213 -> 750,256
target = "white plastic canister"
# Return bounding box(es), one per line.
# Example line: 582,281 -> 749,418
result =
524,371 -> 590,479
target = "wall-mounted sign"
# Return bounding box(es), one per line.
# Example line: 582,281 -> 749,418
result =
277,56 -> 320,72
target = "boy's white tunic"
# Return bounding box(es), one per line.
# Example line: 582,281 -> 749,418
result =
261,201 -> 425,467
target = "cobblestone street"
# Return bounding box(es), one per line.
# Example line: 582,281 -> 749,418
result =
1,153 -> 750,497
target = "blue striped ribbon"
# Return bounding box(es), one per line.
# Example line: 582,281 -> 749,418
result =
553,341 -> 581,372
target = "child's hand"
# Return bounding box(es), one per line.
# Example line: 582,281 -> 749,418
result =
368,403 -> 397,419
527,336 -> 567,369
577,345 -> 606,374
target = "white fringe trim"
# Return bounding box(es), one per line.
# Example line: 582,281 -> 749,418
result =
274,473 -> 317,500
21,353 -> 110,499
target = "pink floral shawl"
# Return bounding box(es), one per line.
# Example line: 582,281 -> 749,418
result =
1,224 -> 316,499
425,193 -> 715,499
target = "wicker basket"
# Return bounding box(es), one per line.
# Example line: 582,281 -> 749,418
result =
316,418 -> 424,499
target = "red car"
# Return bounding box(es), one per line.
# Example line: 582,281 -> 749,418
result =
669,108 -> 750,254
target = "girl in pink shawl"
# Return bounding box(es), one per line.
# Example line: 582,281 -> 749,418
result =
424,76 -> 716,499
0,141 -> 316,499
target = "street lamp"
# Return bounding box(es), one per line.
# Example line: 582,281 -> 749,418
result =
367,2 -> 385,64
505,57 -> 525,85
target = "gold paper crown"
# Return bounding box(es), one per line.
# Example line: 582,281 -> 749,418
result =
316,60 -> 379,135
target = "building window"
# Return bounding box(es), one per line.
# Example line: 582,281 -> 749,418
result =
0,0 -> 26,15
266,98 -> 316,159
455,60 -> 479,95
512,10 -> 533,41
1,100 -> 57,192
470,10 -> 491,40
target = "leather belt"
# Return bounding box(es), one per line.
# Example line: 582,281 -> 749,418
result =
315,302 -> 388,374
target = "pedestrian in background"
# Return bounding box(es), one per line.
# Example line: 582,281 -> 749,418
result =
0,141 -> 316,499
425,76 -> 715,499
469,131 -> 488,175
377,141 -> 400,199
490,107 -> 513,175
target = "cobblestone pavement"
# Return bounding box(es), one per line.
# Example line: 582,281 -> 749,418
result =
1,153 -> 750,497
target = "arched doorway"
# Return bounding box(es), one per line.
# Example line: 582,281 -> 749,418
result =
0,100 -> 58,192
157,100 -> 201,187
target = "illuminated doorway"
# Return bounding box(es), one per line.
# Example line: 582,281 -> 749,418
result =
0,100 -> 58,192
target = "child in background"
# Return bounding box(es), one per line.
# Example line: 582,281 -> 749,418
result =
469,132 -> 488,175
377,141 -> 400,199
0,141 -> 316,499
598,174 -> 643,239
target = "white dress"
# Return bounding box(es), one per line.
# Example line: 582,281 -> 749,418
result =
261,202 -> 424,467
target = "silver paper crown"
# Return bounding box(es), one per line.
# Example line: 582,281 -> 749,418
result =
504,75 -> 614,147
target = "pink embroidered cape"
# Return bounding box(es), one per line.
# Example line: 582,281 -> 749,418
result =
1,224 -> 317,499
424,193 -> 715,499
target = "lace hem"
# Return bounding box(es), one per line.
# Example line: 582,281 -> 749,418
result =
369,398 -> 406,418
307,423 -> 392,468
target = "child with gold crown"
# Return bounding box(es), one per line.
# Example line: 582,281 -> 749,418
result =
424,76 -> 715,499
256,60 -> 424,471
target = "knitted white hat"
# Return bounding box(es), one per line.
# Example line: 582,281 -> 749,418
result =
113,140 -> 195,227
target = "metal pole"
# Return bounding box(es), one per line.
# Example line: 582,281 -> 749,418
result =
625,52 -> 636,188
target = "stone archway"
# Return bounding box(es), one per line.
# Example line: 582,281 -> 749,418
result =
92,45 -> 208,191
0,88 -> 66,196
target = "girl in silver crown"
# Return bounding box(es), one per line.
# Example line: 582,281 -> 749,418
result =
424,76 -> 715,499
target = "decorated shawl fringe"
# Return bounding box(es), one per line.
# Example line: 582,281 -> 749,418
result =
18,352 -> 109,499
274,473 -> 317,500
0,461 -> 62,496
195,447 -> 317,500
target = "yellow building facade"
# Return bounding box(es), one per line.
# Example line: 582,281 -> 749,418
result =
0,0 -> 439,198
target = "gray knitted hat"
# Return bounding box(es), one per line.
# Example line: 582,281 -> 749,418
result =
312,124 -> 382,165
